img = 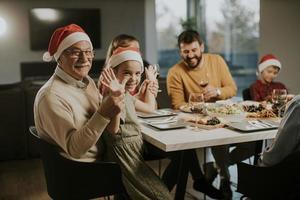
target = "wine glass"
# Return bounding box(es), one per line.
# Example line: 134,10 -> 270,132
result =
199,73 -> 209,88
152,64 -> 160,78
272,89 -> 287,117
189,93 -> 205,112
189,93 -> 205,130
272,89 -> 287,104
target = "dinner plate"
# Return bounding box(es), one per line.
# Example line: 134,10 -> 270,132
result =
145,120 -> 186,130
137,109 -> 177,118
228,119 -> 280,132
179,105 -> 192,113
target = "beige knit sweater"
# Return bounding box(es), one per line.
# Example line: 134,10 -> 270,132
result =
34,67 -> 110,162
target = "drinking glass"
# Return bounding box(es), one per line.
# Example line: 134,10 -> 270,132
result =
272,89 -> 287,117
199,73 -> 209,88
152,64 -> 160,78
189,93 -> 205,129
272,89 -> 287,104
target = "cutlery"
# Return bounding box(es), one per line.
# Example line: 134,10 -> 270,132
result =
148,120 -> 177,125
257,120 -> 275,127
248,120 -> 267,128
146,116 -> 177,124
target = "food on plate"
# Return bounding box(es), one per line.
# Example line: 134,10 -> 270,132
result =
242,102 -> 278,118
187,116 -> 221,126
180,104 -> 204,113
206,104 -> 242,115
246,109 -> 277,118
243,104 -> 264,113
206,117 -> 221,125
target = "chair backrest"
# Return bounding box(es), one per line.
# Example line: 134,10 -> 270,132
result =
29,126 -> 124,200
242,88 -> 252,100
157,78 -> 172,109
237,150 -> 300,200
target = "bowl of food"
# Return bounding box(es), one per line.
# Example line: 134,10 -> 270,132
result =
204,103 -> 246,122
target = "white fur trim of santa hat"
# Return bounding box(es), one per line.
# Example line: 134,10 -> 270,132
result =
258,59 -> 281,73
109,50 -> 144,72
256,54 -> 282,76
43,32 -> 92,62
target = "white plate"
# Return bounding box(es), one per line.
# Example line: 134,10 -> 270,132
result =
179,105 -> 192,113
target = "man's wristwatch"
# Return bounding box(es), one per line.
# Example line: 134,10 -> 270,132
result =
216,88 -> 221,96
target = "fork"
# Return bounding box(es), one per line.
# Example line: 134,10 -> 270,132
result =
257,120 -> 274,127
146,116 -> 177,124
248,120 -> 268,128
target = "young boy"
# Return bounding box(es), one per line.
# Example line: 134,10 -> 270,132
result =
250,54 -> 287,102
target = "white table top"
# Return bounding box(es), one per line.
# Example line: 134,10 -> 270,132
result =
141,124 -> 277,152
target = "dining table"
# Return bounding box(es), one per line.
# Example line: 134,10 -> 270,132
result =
139,109 -> 279,200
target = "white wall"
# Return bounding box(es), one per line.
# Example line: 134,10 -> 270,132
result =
260,0 -> 300,94
0,0 -> 157,84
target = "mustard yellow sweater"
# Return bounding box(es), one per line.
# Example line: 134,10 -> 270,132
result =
167,54 -> 237,109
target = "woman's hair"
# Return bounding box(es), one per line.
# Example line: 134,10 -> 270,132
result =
105,34 -> 139,66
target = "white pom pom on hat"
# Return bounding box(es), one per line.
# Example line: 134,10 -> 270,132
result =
256,54 -> 282,76
43,24 -> 93,62
42,51 -> 53,62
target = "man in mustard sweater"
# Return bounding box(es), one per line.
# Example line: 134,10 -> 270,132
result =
166,30 -> 239,199
34,24 -> 124,162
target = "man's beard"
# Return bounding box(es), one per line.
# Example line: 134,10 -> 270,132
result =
183,55 -> 201,68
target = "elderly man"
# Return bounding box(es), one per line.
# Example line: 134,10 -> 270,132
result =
34,24 -> 123,162
166,30 -> 255,199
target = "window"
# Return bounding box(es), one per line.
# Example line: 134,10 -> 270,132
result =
155,0 -> 260,97
205,0 -> 260,96
155,0 -> 187,77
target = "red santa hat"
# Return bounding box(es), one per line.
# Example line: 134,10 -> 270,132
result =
43,24 -> 93,62
257,54 -> 282,75
108,47 -> 144,72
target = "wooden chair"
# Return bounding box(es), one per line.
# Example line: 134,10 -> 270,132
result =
237,150 -> 300,200
29,126 -> 125,200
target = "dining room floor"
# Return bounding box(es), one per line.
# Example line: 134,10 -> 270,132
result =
0,154 -> 244,200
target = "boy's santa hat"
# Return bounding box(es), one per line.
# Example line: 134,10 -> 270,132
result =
108,47 -> 144,72
43,24 -> 93,62
257,54 -> 282,75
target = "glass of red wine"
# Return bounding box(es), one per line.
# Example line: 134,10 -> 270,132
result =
199,73 -> 209,87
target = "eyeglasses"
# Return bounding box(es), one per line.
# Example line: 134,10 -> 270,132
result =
64,49 -> 95,59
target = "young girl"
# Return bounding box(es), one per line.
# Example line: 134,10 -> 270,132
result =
250,54 -> 287,102
100,47 -> 172,200
99,34 -> 158,101
104,34 -> 141,67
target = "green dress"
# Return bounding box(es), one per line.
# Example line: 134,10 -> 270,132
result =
103,93 -> 172,200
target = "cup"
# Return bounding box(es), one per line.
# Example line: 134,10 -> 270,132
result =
272,89 -> 287,105
189,93 -> 205,113
199,73 -> 209,88
272,89 -> 287,117
153,64 -> 160,78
